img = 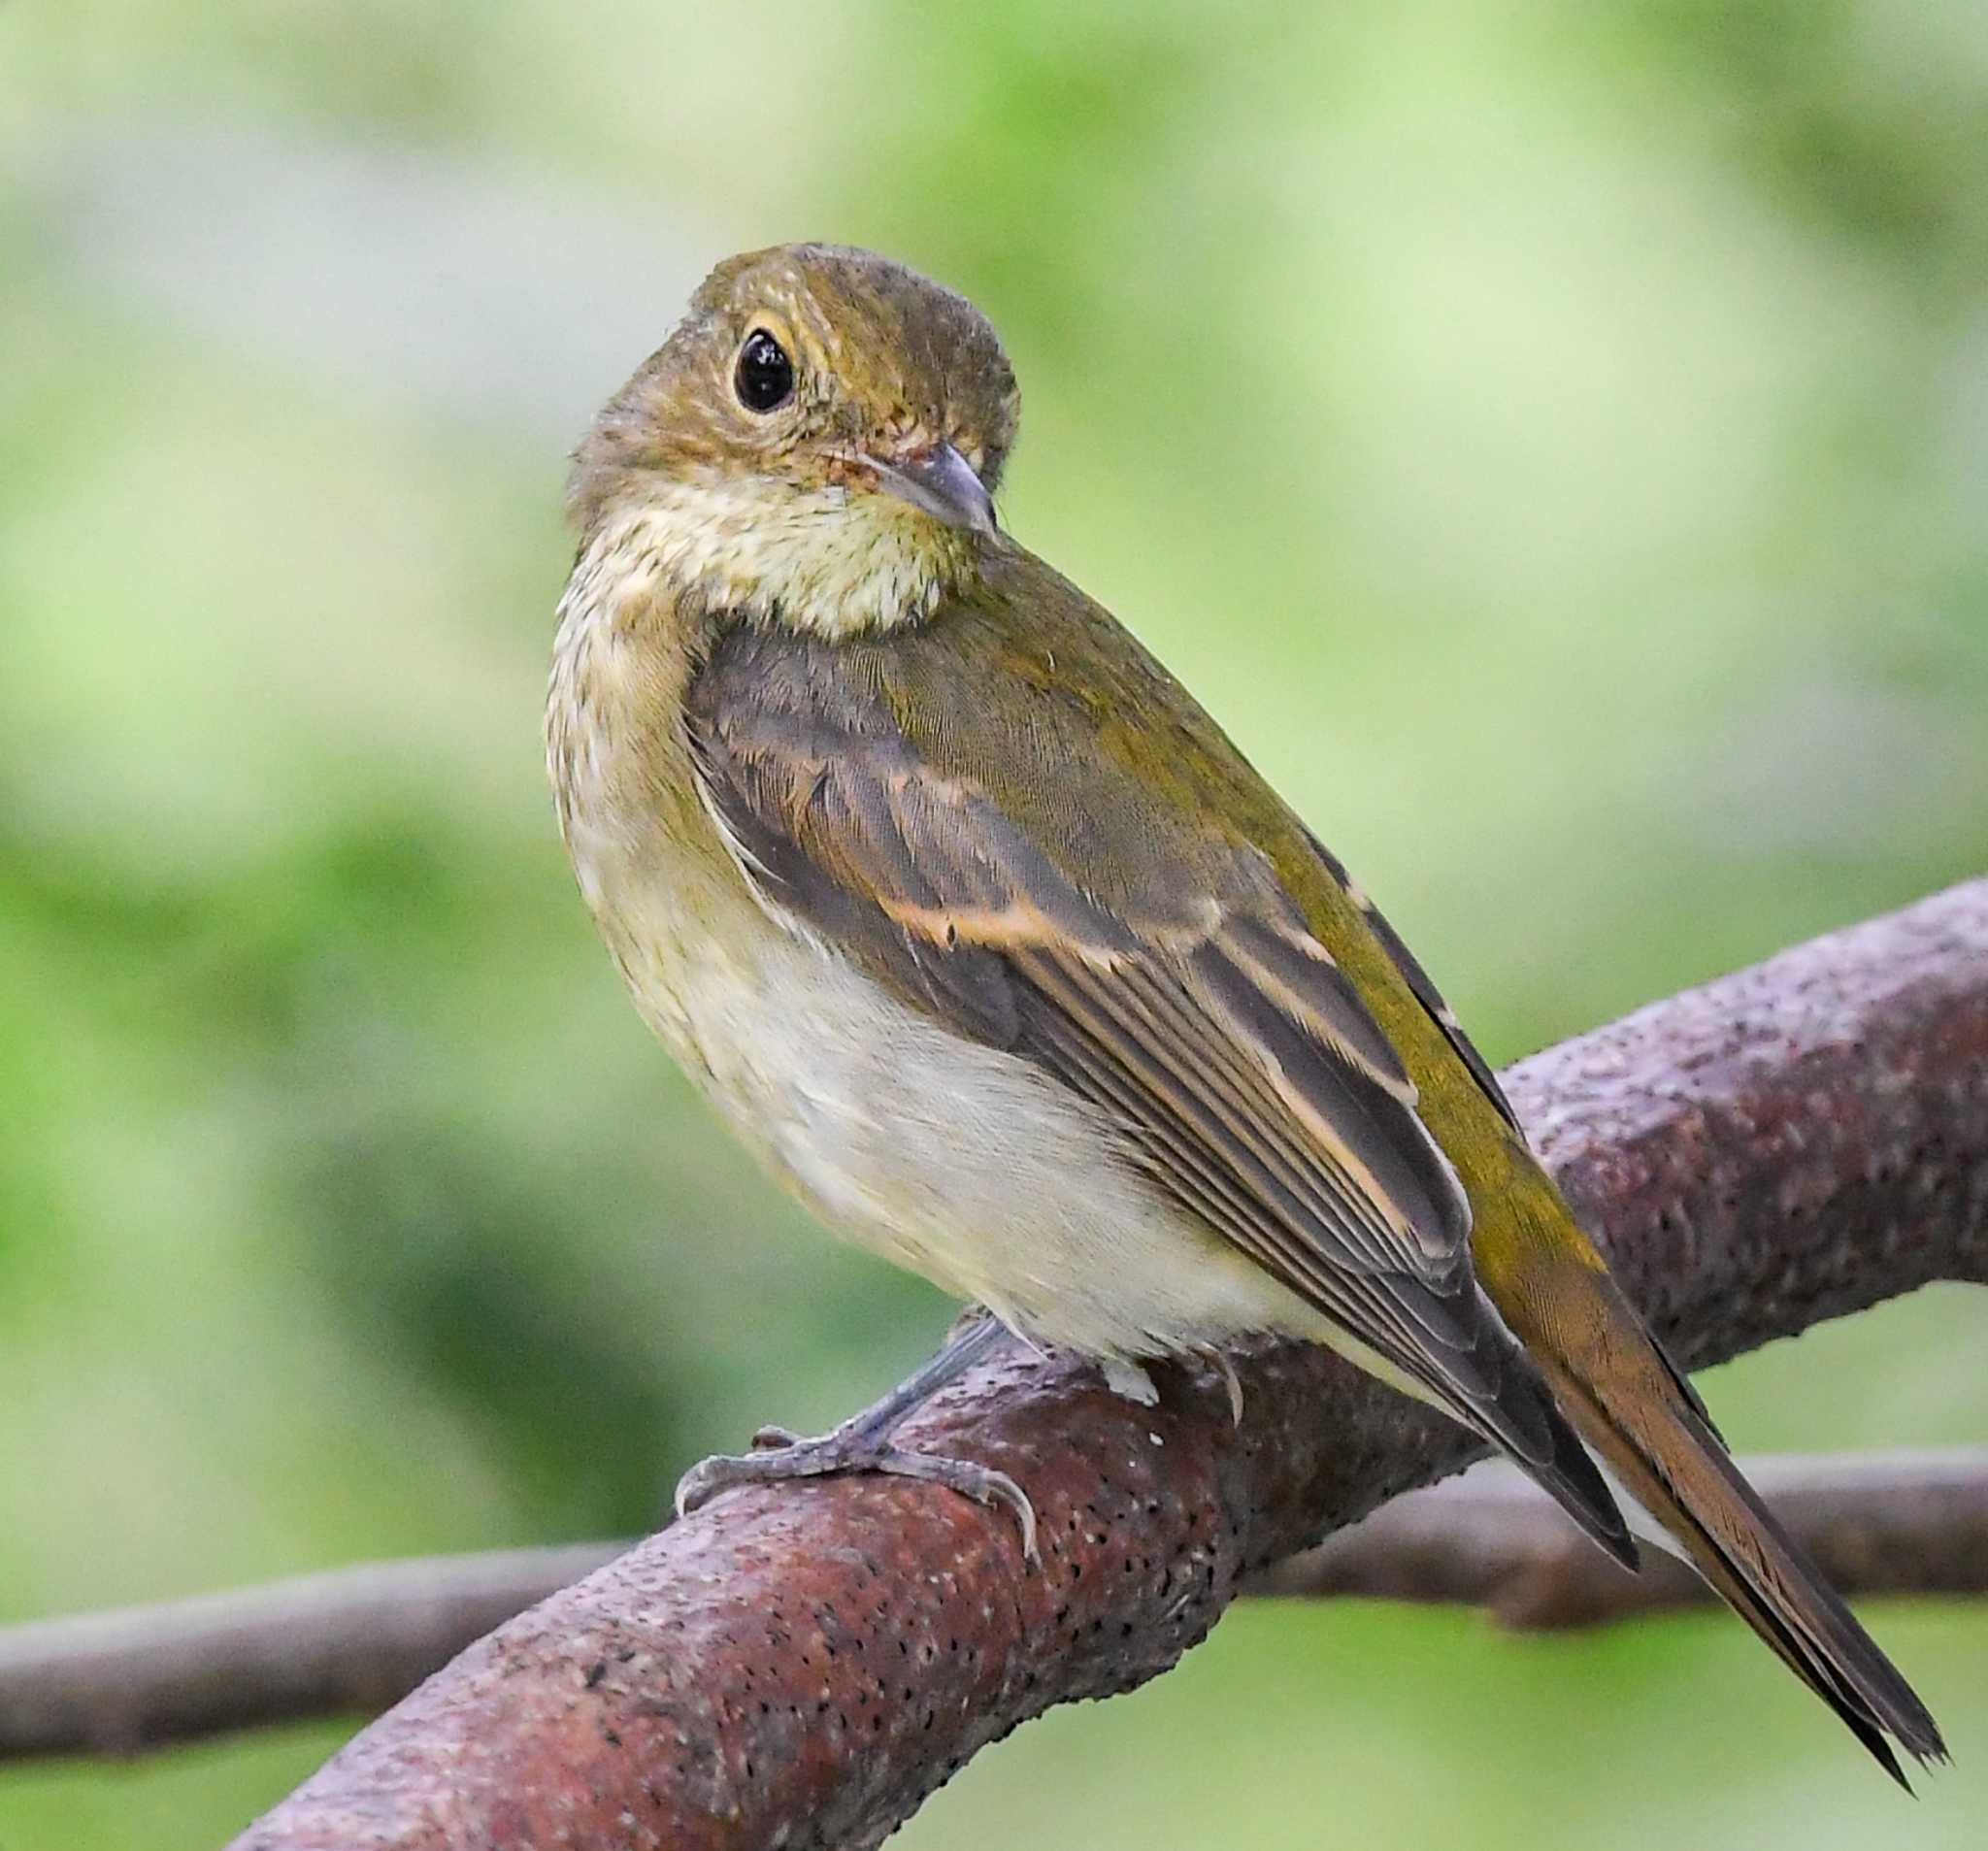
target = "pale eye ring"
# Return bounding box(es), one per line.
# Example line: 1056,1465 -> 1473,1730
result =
735,329 -> 795,413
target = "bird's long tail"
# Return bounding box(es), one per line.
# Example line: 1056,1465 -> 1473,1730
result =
1515,1258 -> 1945,1786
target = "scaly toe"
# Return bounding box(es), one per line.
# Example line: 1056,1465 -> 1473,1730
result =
672,1433 -> 1039,1567
674,1446 -> 836,1519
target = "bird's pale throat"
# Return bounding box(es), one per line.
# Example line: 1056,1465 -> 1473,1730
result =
612,471 -> 978,639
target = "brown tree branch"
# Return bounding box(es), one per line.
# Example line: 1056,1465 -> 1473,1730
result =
226,879 -> 1987,1851
1248,1448 -> 1988,1625
0,1545 -> 625,1763
11,1448 -> 1985,1762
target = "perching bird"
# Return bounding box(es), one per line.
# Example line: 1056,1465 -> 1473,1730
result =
546,242 -> 1941,1782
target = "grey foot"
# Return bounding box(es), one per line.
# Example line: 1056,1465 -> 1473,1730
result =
675,1424 -> 1041,1567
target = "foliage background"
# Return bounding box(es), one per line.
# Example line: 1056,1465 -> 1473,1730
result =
3,3 -> 1985,1845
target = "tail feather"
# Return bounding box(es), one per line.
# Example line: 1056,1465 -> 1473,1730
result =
1474,1163 -> 1939,1782
1552,1356 -> 1945,1786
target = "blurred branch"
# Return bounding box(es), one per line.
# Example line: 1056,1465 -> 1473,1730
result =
0,1545 -> 623,1763
10,1448 -> 1985,1762
1248,1449 -> 1988,1625
206,877 -> 1984,1848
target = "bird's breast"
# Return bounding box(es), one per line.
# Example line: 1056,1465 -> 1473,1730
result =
545,528 -> 1327,1362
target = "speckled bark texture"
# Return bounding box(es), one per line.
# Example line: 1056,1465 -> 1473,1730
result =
230,879 -> 1988,1851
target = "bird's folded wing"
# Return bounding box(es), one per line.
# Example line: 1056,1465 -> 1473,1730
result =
682,623 -> 1582,1443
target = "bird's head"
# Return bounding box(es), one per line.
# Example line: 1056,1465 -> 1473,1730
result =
570,244 -> 1018,638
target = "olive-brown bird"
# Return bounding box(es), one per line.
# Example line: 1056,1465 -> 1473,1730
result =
547,242 -> 1941,1781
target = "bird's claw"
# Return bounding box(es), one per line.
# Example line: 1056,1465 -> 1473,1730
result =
1194,1344 -> 1245,1427
674,1431 -> 1041,1568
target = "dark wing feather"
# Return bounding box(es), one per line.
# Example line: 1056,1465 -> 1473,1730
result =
1298,826 -> 1524,1134
685,624 -> 1630,1561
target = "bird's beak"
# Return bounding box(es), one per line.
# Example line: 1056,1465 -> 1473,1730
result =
866,442 -> 998,536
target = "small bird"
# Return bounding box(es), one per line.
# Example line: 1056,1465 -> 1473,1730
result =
547,242 -> 1941,1781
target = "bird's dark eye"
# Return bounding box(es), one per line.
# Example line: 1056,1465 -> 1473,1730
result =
734,329 -> 795,413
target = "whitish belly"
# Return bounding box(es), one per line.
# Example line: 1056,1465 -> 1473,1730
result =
598,867 -> 1325,1366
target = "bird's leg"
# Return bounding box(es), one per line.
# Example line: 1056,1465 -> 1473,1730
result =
673,1312 -> 1040,1565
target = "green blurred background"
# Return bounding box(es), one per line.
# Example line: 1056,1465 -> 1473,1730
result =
3,2 -> 1985,1845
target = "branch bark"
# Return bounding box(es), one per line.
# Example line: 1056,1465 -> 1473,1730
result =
228,879 -> 1988,1851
